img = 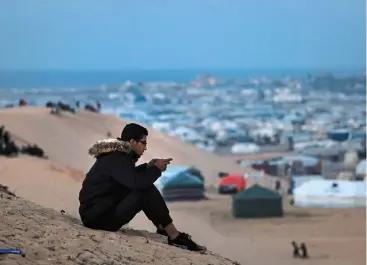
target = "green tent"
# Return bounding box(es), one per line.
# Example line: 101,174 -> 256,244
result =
232,184 -> 283,218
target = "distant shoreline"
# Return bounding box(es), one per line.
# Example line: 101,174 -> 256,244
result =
0,68 -> 364,89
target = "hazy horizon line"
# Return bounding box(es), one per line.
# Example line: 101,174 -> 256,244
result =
0,67 -> 364,72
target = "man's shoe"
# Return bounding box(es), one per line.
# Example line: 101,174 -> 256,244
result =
168,232 -> 207,253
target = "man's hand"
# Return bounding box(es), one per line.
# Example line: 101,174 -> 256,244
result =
154,158 -> 172,172
148,159 -> 157,167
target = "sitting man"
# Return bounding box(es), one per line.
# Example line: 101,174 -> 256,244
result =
79,123 -> 206,252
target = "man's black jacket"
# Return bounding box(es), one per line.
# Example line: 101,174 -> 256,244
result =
78,139 -> 161,225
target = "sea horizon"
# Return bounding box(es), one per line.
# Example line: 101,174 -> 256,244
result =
0,68 -> 364,89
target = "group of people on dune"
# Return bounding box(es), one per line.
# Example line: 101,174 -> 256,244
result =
0,126 -> 47,159
46,100 -> 102,115
3,98 -> 102,115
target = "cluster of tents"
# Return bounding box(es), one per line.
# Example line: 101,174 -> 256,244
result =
154,166 -> 284,218
156,164 -> 366,220
216,172 -> 284,218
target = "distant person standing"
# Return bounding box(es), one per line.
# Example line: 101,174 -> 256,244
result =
0,125 -> 4,139
275,180 -> 281,193
287,136 -> 294,151
96,100 -> 101,113
358,139 -> 366,159
3,131 -> 10,145
19,98 -> 27,107
79,123 -> 207,252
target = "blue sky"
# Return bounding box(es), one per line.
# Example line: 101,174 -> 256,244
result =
0,0 -> 365,70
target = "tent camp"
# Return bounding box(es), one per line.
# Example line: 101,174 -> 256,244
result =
293,179 -> 366,208
218,174 -> 246,194
232,184 -> 283,218
154,165 -> 205,201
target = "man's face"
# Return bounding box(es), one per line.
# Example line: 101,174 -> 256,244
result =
130,135 -> 147,156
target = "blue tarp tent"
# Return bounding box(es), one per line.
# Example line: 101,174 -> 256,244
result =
154,165 -> 205,201
293,179 -> 366,208
326,129 -> 350,142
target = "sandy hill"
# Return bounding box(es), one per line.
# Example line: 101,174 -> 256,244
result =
0,107 -> 103,172
0,156 -> 82,216
0,185 -> 239,265
0,107 -> 256,186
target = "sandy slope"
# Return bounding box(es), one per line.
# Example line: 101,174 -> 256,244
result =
0,107 -> 102,172
0,107 -> 253,186
0,185 -> 239,265
0,156 -> 82,216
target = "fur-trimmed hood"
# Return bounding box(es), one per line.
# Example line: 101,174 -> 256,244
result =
88,138 -> 131,157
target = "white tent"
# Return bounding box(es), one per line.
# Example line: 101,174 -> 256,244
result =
231,143 -> 260,154
293,179 -> 366,208
355,160 -> 366,176
170,127 -> 203,142
289,175 -> 324,194
152,122 -> 171,132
